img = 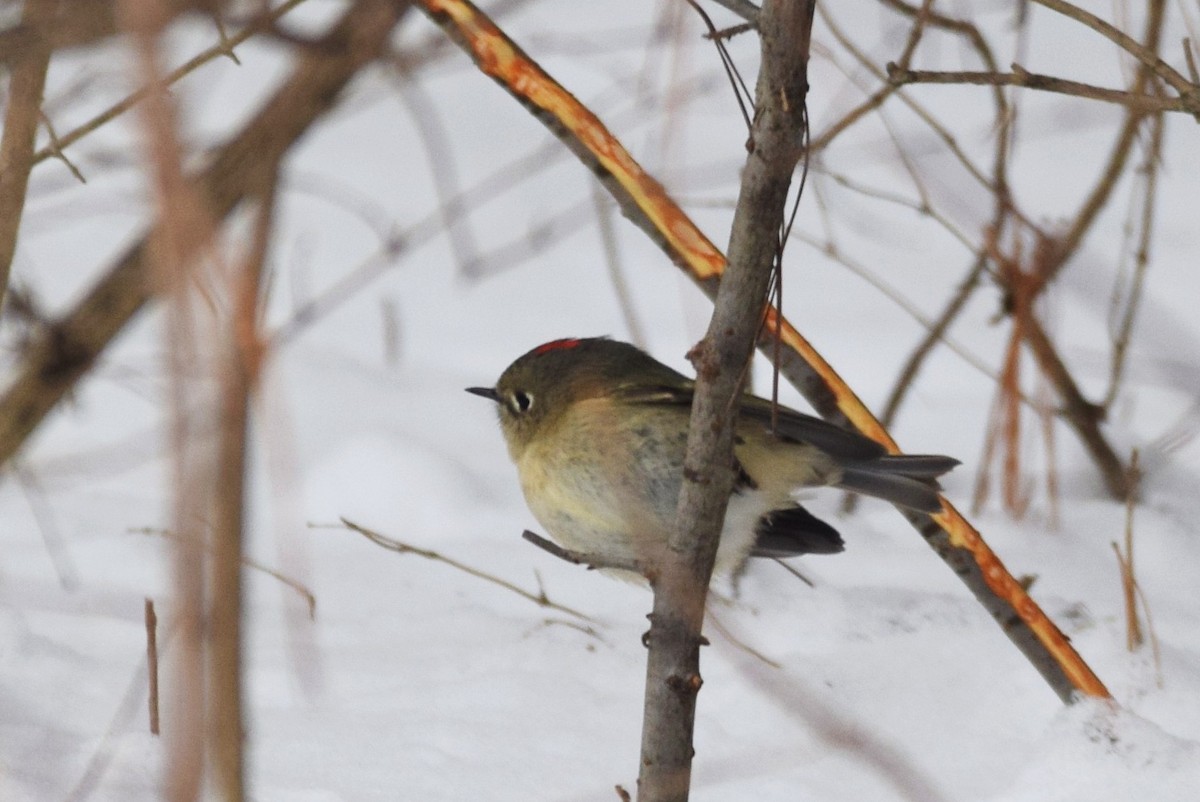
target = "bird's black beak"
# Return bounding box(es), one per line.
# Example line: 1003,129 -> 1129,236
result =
466,386 -> 500,402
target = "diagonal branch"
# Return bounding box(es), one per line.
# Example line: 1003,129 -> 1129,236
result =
1032,0 -> 1198,106
30,0 -> 311,169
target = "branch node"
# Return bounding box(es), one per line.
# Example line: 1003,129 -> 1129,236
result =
39,111 -> 87,184
666,672 -> 704,695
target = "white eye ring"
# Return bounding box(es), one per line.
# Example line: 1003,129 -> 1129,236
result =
511,391 -> 533,414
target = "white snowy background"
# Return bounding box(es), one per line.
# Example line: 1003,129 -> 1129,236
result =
2,1 -> 1199,800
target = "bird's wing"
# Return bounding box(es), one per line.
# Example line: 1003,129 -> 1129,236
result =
615,383 -> 886,459
736,395 -> 888,460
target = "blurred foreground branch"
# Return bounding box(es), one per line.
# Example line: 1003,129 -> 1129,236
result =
0,0 -> 408,468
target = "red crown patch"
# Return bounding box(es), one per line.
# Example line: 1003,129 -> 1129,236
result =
533,338 -> 583,355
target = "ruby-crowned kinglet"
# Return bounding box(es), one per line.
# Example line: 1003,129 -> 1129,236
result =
468,337 -> 958,577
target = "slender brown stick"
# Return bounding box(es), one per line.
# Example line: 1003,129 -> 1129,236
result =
522,530 -> 645,575
334,518 -> 595,622
134,526 -> 318,618
887,65 -> 1194,113
146,598 -> 161,736
0,0 -> 58,308
1105,108 -> 1165,408
1032,0 -> 1198,104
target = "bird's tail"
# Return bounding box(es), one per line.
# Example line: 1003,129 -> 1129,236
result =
837,454 -> 960,513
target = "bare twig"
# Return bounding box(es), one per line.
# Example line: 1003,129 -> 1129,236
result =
807,0 -> 939,153
1104,111 -> 1164,408
591,185 -> 646,347
705,609 -> 782,668
133,526 -> 318,619
37,110 -> 87,183
332,518 -> 595,622
1112,450 -> 1143,651
887,64 -> 1195,113
522,529 -> 645,575
1032,0 -> 1198,107
64,614 -> 178,802
30,0 -> 311,168
386,61 -> 482,276
146,598 -> 160,736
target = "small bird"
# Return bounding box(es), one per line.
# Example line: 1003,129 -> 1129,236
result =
468,337 -> 958,578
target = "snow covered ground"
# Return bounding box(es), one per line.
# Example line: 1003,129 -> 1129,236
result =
2,1 -> 1199,800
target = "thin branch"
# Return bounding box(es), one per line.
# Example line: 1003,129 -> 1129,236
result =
1023,312 -> 1132,498
332,518 -> 595,622
887,63 -> 1195,113
522,530 -> 646,575
37,110 -> 87,183
145,599 -> 161,736
30,0 -> 311,168
1104,105 -> 1164,408
133,527 -> 318,619
1032,0 -> 1198,105
386,61 -> 482,276
591,186 -> 647,348
879,256 -> 989,430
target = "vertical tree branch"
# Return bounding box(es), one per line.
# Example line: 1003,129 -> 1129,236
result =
206,171 -> 277,802
0,0 -> 58,309
637,2 -> 816,800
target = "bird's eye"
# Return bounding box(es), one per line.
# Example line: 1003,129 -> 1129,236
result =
511,391 -> 533,414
